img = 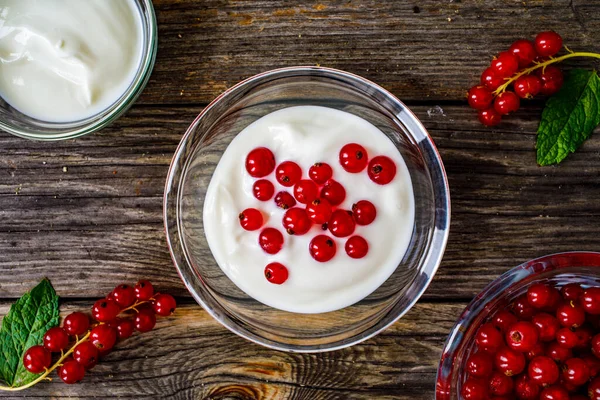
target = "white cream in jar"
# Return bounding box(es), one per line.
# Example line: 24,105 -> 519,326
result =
0,0 -> 143,122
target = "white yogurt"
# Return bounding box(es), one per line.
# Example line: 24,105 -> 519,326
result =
204,106 -> 415,314
0,0 -> 143,122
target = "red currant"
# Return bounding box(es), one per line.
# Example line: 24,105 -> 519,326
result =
461,378 -> 488,400
58,357 -> 85,384
556,327 -> 579,349
546,342 -> 573,363
537,66 -> 564,95
574,326 -> 593,349
515,374 -> 540,400
308,162 -> 333,184
309,235 -> 336,262
506,321 -> 539,352
239,208 -> 263,231
526,342 -> 546,361
593,333 -> 600,357
368,156 -> 396,185
545,287 -> 562,312
92,298 -> 121,322
90,324 -> 117,351
488,371 -> 514,396
109,318 -> 135,340
590,377 -> 600,400
509,39 -> 538,67
293,180 -> 318,204
306,199 -> 332,225
476,323 -> 504,353
112,284 -> 136,308
253,179 -> 275,201
320,180 -> 346,206
535,31 -> 563,58
274,191 -> 296,210
494,91 -> 520,115
495,346 -> 526,376
73,341 -> 99,369
152,294 -> 177,316
134,280 -> 154,301
532,312 -> 560,342
480,67 -> 504,91
492,310 -> 519,333
135,308 -> 156,333
466,352 -> 494,378
345,236 -> 369,259
583,353 -> 600,378
282,207 -> 312,235
245,147 -> 275,178
258,228 -> 284,254
513,295 -> 536,319
63,312 -> 90,336
491,51 -> 520,78
468,85 -> 494,110
557,302 -> 586,328
352,200 -> 376,225
562,357 -> 590,386
339,143 -> 368,173
23,345 -> 51,373
43,327 -> 70,352
582,287 -> 600,315
264,262 -> 289,284
528,355 -> 559,385
539,385 -> 569,400
514,75 -> 542,99
478,108 -> 502,127
276,161 -> 302,187
561,283 -> 584,302
528,283 -> 553,309
328,209 -> 356,238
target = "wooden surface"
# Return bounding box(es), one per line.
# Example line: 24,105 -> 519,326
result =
1,0 -> 600,398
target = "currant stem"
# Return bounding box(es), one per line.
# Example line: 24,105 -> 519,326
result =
494,51 -> 600,95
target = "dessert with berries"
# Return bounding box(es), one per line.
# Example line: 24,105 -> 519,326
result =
203,106 -> 415,313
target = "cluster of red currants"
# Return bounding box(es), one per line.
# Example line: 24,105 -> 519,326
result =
468,31 -> 565,126
240,144 -> 396,284
461,282 -> 600,400
22,281 -> 176,385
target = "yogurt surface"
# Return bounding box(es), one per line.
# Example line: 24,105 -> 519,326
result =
0,0 -> 143,122
203,106 -> 415,314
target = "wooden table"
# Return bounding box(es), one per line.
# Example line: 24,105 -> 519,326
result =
1,1 -> 599,398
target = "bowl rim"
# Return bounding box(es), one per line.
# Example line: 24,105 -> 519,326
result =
0,0 -> 158,141
163,65 -> 451,352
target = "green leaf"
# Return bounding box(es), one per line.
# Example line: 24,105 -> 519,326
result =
0,279 -> 59,387
536,69 -> 600,166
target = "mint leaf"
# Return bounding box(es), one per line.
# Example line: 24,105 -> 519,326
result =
536,69 -> 600,165
0,279 -> 59,387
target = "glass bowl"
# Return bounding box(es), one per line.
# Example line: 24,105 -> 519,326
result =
0,0 -> 157,141
436,251 -> 600,399
164,66 -> 450,352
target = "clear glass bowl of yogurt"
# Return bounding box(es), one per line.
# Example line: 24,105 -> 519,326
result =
164,66 -> 451,352
0,0 -> 157,140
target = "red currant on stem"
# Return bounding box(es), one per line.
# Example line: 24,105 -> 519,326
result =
506,321 -> 539,352
282,207 -> 312,235
258,228 -> 284,254
92,298 -> 121,323
480,67 -> 504,91
73,341 -> 99,369
535,31 -> 563,58
509,39 -> 538,67
274,191 -> 296,210
345,236 -> 368,259
309,235 -> 336,262
339,143 -> 368,173
43,327 -> 70,352
293,180 -> 318,204
368,156 -> 396,185
264,262 -> 288,284
90,324 -> 117,352
109,318 -> 135,340
239,208 -> 263,231
253,179 -> 275,201
135,308 -> 156,333
494,91 -> 520,115
514,75 -> 542,99
152,294 -> 177,316
461,378 -> 488,400
537,66 -> 564,95
58,358 -> 85,384
328,209 -> 356,238
528,355 -> 559,385
320,180 -> 346,206
466,352 -> 493,378
491,51 -> 520,78
135,280 -> 154,301
23,345 -> 51,373
468,85 -> 494,110
478,108 -> 501,127
63,312 -> 90,336
276,161 -> 302,187
112,284 -> 136,308
308,162 -> 333,184
306,199 -> 332,225
245,147 -> 275,178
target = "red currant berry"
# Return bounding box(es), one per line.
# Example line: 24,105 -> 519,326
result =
109,318 -> 135,340
528,283 -> 553,309
528,355 -> 559,385
461,378 -> 488,400
582,287 -> 600,315
239,208 -> 263,231
494,91 -> 520,115
544,287 -> 562,312
293,180 -> 318,204
73,341 -> 99,369
561,283 -> 584,302
306,199 -> 332,225
328,209 -> 356,238
514,75 -> 542,99
135,308 -> 156,333
546,342 -> 573,363
535,31 -> 563,58
590,377 -> 600,400
339,143 -> 368,173
506,321 -> 539,352
345,236 -> 368,259
352,200 -> 376,225
253,179 -> 275,201
245,147 -> 275,178
274,191 -> 296,210
478,108 -> 502,127
515,374 -> 540,400
152,294 -> 177,317
509,39 -> 538,67
92,298 -> 121,323
557,302 -> 586,328
491,51 -> 520,78
532,312 -> 560,342
308,162 -> 333,184
63,312 -> 90,336
309,235 -> 336,262
111,284 -> 136,308
320,180 -> 346,206
58,357 -> 85,384
283,207 -> 312,235
468,85 -> 494,110
574,326 -> 593,349
466,352 -> 494,378
513,295 -> 536,320
476,323 -> 504,353
480,67 -> 504,91
134,280 -> 154,301
539,385 -> 569,400
264,262 -> 289,285
583,353 -> 600,378
276,161 -> 302,187
526,342 -> 546,361
572,396 -> 589,400
368,156 -> 396,185
23,345 -> 51,373
488,371 -> 514,396
90,324 -> 117,351
258,228 -> 284,254
492,310 -> 519,333
537,66 -> 564,95
43,327 -> 70,352
556,327 -> 579,349
562,357 -> 590,386
495,346 -> 526,376
593,333 -> 600,358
